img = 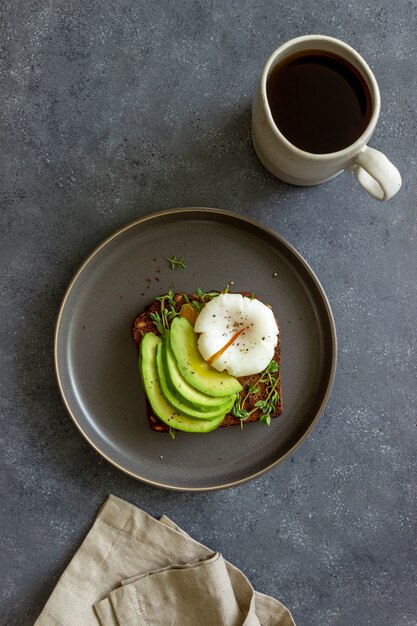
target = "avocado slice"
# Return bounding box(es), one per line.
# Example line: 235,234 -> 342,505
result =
156,342 -> 234,420
163,334 -> 235,411
170,317 -> 243,397
139,333 -> 226,433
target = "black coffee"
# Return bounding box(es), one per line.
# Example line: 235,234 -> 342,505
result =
266,50 -> 372,154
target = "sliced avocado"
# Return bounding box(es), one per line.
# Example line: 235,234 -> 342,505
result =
170,317 -> 243,397
139,333 -> 225,433
163,334 -> 235,411
156,343 -> 234,420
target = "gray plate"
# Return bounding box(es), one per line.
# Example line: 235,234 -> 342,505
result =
55,208 -> 337,491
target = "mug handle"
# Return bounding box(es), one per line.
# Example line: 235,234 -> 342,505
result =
351,146 -> 402,201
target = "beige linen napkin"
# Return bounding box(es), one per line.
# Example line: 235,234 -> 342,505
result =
35,495 -> 294,626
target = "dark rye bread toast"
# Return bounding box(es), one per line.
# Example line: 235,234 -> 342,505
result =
132,292 -> 282,432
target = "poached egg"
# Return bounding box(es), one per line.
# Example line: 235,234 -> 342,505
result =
194,293 -> 279,377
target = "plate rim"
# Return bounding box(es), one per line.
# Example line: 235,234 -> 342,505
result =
54,207 -> 338,491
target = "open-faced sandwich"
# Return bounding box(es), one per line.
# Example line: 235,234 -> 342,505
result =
132,290 -> 282,435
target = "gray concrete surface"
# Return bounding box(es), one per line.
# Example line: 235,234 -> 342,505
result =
1,1 -> 416,624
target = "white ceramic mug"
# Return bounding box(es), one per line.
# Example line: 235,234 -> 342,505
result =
252,35 -> 402,201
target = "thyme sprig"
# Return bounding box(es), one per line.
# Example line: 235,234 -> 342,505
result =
188,289 -> 220,313
231,359 -> 280,427
149,289 -> 220,334
166,256 -> 185,270
150,290 -> 179,335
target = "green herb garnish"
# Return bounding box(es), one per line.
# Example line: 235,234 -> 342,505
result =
166,256 -> 185,270
149,311 -> 165,335
187,289 -> 220,313
150,292 -> 180,334
232,359 -> 279,427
